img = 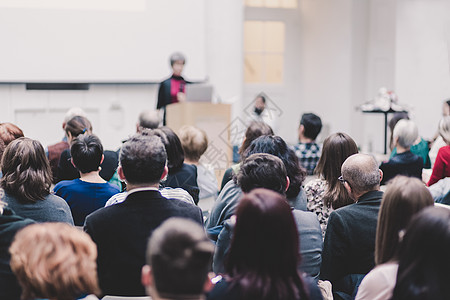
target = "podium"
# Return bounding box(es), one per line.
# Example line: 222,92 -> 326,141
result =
166,102 -> 232,170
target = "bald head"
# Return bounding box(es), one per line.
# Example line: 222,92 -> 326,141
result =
138,110 -> 160,131
341,153 -> 381,195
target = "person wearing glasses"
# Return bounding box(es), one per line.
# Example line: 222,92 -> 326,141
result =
320,153 -> 383,299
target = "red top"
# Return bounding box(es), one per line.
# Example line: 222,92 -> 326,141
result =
170,76 -> 185,104
428,145 -> 450,186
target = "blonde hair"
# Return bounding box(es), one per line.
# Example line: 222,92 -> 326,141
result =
10,223 -> 100,300
178,125 -> 208,162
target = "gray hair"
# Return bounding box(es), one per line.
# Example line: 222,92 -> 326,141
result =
393,119 -> 418,148
439,116 -> 450,143
169,52 -> 186,66
138,110 -> 160,130
63,107 -> 87,124
342,154 -> 381,194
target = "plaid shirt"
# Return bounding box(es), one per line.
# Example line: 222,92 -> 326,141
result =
293,142 -> 321,175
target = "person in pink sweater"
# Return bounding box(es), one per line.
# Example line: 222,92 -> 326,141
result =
428,116 -> 450,186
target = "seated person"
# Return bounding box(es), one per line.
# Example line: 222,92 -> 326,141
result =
380,119 -> 423,184
293,113 -> 322,175
212,153 -> 322,280
428,116 -> 450,186
10,223 -> 100,300
179,125 -> 218,200
54,134 -> 120,226
142,218 -> 215,300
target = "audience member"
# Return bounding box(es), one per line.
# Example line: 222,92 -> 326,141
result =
320,153 -> 383,299
84,134 -> 202,296
0,122 -> 24,165
137,109 -> 161,131
428,116 -> 450,186
388,113 -> 430,168
428,99 -> 450,166
380,119 -> 423,184
179,125 -> 218,200
305,132 -> 358,236
428,177 -> 450,205
47,107 -> 87,183
246,94 -> 277,131
0,198 -> 34,300
391,206 -> 450,300
142,218 -> 215,300
293,113 -> 322,175
207,189 -> 323,300
220,121 -> 274,189
150,126 -> 200,203
1,138 -> 74,224
212,153 -> 322,279
10,223 -> 100,300
355,176 -> 434,300
57,115 -> 119,184
54,134 -> 120,226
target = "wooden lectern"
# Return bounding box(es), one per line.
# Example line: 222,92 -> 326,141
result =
166,102 -> 232,170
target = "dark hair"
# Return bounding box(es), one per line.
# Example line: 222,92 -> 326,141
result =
120,134 -> 167,185
446,99 -> 450,107
315,132 -> 358,208
256,95 -> 266,103
388,112 -> 409,150
146,218 -> 214,297
391,206 -> 450,300
244,135 -> 306,198
238,122 -> 274,157
225,189 -> 308,300
375,176 -> 433,265
70,134 -> 104,174
0,138 -> 52,202
65,116 -> 92,138
0,122 -> 24,146
148,127 -> 185,172
236,153 -> 287,194
300,113 -> 322,140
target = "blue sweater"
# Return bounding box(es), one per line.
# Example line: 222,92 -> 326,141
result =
54,179 -> 119,226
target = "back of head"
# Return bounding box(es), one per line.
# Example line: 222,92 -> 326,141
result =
393,119 -> 418,148
0,122 -> 24,146
388,112 -> 409,133
375,176 -> 433,265
153,127 -> 185,171
315,132 -> 358,208
178,125 -> 208,162
438,116 -> 450,143
392,206 -> 450,300
63,107 -> 87,124
236,153 -> 287,195
244,135 -> 305,198
300,113 -> 322,140
341,153 -> 380,195
226,188 -> 305,300
0,137 -> 52,202
71,134 -> 104,174
238,121 -> 274,157
9,223 -> 99,300
65,116 -> 92,139
120,134 -> 167,185
146,218 -> 214,298
138,110 -> 160,130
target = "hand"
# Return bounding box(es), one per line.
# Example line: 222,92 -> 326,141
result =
177,92 -> 186,102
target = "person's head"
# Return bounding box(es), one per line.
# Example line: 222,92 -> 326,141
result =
341,153 -> 382,200
244,135 -> 305,198
438,116 -> 450,144
375,176 -> 434,265
119,134 -> 168,186
388,112 -> 409,150
170,52 -> 186,77
225,189 -> 307,300
238,121 -> 274,157
0,137 -> 52,202
138,110 -> 160,131
150,127 -> 185,172
391,206 -> 450,300
178,125 -> 208,163
315,132 -> 359,208
393,119 -> 418,149
236,153 -> 288,195
254,95 -> 266,115
299,113 -> 322,141
0,122 -> 24,146
442,99 -> 450,116
142,218 -> 214,299
64,115 -> 92,143
63,107 -> 87,129
70,134 -> 104,174
9,223 -> 100,300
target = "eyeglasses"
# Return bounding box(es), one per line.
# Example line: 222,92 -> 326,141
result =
338,176 -> 346,185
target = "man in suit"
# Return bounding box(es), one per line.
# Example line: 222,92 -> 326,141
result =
320,153 -> 384,299
84,134 -> 203,297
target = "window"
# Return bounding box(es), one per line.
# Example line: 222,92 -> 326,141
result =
244,21 -> 285,83
245,0 -> 297,9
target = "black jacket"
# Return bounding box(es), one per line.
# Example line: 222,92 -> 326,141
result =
380,151 -> 423,185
